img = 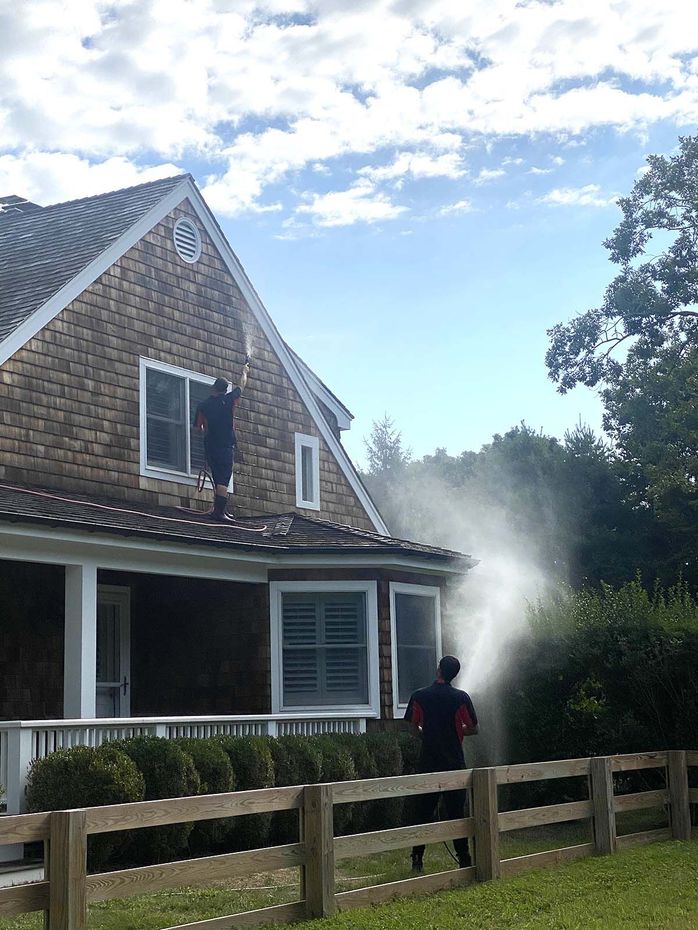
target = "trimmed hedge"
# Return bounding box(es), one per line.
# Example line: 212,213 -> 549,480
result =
23,728 -> 410,863
176,738 -> 235,853
217,736 -> 275,850
26,745 -> 144,870
112,736 -> 200,864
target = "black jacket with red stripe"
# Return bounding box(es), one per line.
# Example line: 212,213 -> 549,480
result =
404,679 -> 478,772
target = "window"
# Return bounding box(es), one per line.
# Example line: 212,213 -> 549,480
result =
270,581 -> 380,714
295,433 -> 320,510
139,358 -> 214,484
390,583 -> 442,713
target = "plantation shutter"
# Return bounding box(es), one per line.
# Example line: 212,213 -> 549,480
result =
145,368 -> 187,471
282,592 -> 368,707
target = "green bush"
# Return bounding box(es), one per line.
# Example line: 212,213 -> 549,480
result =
114,737 -> 200,863
26,745 -> 144,870
309,735 -> 357,835
266,737 -> 300,844
277,735 -> 323,785
176,738 -> 235,854
332,733 -> 378,833
217,736 -> 274,850
363,731 -> 404,830
397,731 -> 421,775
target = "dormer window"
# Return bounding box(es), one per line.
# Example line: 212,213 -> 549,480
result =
139,358 -> 212,484
295,433 -> 320,510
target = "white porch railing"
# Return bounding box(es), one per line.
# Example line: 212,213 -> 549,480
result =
0,714 -> 367,817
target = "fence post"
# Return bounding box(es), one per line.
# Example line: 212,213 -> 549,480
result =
48,810 -> 87,930
590,756 -> 616,855
472,767 -> 500,881
302,783 -> 336,918
667,750 -> 691,840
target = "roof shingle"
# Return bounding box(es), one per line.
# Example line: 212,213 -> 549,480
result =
0,175 -> 188,343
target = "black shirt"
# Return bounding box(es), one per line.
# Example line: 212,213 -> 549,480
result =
193,387 -> 242,454
404,680 -> 478,772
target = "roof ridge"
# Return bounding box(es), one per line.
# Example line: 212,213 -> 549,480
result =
41,173 -> 191,211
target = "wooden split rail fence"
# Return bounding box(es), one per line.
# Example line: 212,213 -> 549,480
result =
0,750 -> 696,929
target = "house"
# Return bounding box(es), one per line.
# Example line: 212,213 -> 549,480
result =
0,176 -> 475,829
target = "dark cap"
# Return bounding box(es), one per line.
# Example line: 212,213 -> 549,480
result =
212,377 -> 229,393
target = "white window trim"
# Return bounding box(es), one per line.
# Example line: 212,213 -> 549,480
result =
389,582 -> 443,718
139,356 -> 232,488
294,432 -> 321,511
270,580 -> 380,717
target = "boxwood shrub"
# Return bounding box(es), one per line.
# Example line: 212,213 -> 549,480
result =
363,731 -> 404,830
176,738 -> 235,854
309,735 -> 357,835
113,736 -> 200,864
217,736 -> 274,850
26,745 -> 144,870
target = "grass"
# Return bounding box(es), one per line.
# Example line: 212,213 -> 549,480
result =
293,841 -> 698,930
0,811 -> 683,929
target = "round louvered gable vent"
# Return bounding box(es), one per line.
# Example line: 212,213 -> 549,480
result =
173,218 -> 202,263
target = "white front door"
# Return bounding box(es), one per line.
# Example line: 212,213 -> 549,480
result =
96,586 -> 131,717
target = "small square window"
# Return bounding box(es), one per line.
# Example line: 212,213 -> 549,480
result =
295,433 -> 320,510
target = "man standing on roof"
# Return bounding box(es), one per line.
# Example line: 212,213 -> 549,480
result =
404,655 -> 478,873
193,357 -> 250,522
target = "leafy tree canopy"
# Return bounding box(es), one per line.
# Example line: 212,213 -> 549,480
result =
546,135 -> 698,392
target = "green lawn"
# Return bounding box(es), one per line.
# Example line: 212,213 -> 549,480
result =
293,841 -> 698,930
0,811 -> 685,930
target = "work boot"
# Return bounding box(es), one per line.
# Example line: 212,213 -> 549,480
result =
211,494 -> 234,523
410,852 -> 423,873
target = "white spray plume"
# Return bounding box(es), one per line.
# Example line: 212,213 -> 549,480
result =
378,470 -> 557,762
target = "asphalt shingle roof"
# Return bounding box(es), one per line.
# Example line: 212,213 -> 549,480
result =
0,482 -> 473,567
0,175 -> 188,343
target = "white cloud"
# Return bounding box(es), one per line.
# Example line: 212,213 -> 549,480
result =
473,167 -> 506,185
1,0 -> 698,216
539,184 -> 618,207
358,151 -> 466,182
0,153 -> 181,204
528,166 -> 553,175
295,180 -> 407,227
438,199 -> 473,216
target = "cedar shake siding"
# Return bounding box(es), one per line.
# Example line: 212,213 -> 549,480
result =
0,560 -> 64,719
0,560 -> 271,720
0,201 -> 374,530
101,572 -> 271,717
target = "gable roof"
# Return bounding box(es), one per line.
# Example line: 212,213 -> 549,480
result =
0,175 -> 188,343
0,175 -> 388,533
0,482 -> 474,570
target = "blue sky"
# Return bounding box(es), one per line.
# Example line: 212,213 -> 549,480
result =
1,1 -> 696,467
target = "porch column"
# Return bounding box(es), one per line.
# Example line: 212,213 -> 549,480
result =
63,562 -> 98,718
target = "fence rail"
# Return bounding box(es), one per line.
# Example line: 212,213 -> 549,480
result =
0,749 -> 695,929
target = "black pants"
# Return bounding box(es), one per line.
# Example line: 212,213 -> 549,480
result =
206,446 -> 235,488
411,787 -> 470,861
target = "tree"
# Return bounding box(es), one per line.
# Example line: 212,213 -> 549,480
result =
602,339 -> 698,584
546,135 -> 698,393
363,414 -> 411,476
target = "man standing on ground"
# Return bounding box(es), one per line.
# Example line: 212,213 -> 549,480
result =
404,654 -> 478,872
193,358 -> 250,522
